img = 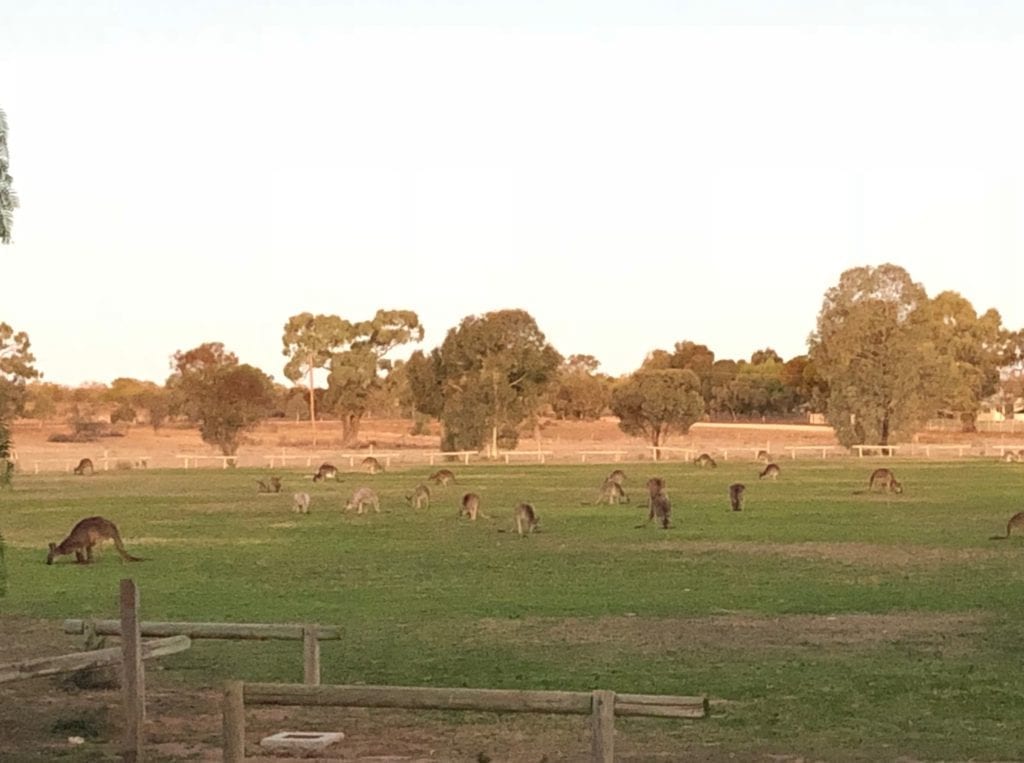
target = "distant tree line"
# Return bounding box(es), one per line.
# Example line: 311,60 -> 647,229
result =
2,263 -> 1023,457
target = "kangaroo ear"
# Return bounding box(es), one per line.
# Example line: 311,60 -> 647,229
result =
48,542 -> 57,551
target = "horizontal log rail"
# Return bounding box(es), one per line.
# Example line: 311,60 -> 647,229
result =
64,619 -> 338,685
222,681 -> 708,762
0,635 -> 190,683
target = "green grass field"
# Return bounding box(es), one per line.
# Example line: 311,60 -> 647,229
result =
3,460 -> 1024,760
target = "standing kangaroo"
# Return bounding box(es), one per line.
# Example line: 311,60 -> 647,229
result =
640,478 -> 671,529
868,468 -> 903,494
292,492 -> 311,514
514,502 -> 540,537
73,458 -> 94,476
990,511 -> 1024,540
729,483 -> 745,511
47,516 -> 142,564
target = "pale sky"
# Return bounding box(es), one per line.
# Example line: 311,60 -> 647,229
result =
2,1 -> 1022,387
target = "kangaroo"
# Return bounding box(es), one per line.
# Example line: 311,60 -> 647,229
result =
640,493 -> 672,529
607,469 -> 626,486
459,492 -> 487,521
429,469 -> 457,486
729,483 -> 745,511
639,478 -> 671,528
312,463 -> 339,482
73,458 -> 94,476
361,456 -> 384,475
514,502 -> 539,537
646,477 -> 666,507
256,476 -> 283,494
293,492 -> 311,514
694,453 -> 717,468
868,467 -> 902,494
756,450 -> 770,462
406,483 -> 431,510
1002,452 -> 1019,463
759,463 -> 781,481
990,511 -> 1024,540
590,478 -> 628,506
345,486 -> 380,514
47,516 -> 142,565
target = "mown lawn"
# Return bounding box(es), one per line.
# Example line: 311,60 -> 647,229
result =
2,459 -> 1024,760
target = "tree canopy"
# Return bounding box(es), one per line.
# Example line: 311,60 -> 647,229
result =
611,369 -> 704,456
407,309 -> 561,454
808,265 -> 930,445
0,322 -> 40,420
0,108 -> 17,245
168,342 -> 275,455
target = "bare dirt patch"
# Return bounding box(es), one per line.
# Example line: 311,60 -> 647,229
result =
477,612 -> 988,656
631,539 -> 1004,569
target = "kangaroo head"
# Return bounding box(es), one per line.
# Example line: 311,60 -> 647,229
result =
46,542 -> 58,565
892,481 -> 904,494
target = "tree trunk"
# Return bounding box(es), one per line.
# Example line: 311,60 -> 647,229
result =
308,357 -> 317,447
880,414 -> 890,446
652,429 -> 662,461
491,426 -> 498,460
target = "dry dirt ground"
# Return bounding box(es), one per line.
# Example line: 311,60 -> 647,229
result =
0,611 -> 986,762
6,417 -> 845,473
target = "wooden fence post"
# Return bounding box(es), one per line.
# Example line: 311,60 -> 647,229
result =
590,689 -> 615,763
120,578 -> 144,762
223,680 -> 246,762
303,625 -> 320,685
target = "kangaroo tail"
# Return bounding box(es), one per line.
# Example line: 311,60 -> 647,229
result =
112,531 -> 143,562
990,533 -> 1009,540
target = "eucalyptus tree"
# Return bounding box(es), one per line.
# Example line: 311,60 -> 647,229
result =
406,309 -> 561,455
0,108 -> 17,245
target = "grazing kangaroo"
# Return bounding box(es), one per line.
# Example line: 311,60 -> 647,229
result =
406,483 -> 431,510
729,483 -> 745,511
312,463 -> 339,482
607,469 -> 626,486
429,469 -> 457,486
759,463 -> 781,481
591,478 -> 628,505
293,492 -> 311,514
47,516 -> 142,565
990,511 -> 1024,540
1002,452 -> 1019,463
514,502 -> 539,537
868,468 -> 903,494
345,486 -> 380,514
362,456 -> 384,475
459,492 -> 487,520
694,453 -> 717,468
756,450 -> 770,462
256,476 -> 283,494
73,458 -> 94,476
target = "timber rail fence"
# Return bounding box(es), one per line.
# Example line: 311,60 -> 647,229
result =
64,619 -> 340,685
222,680 -> 709,763
15,443 -> 1024,472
